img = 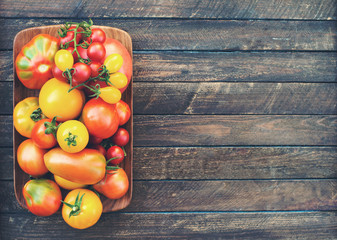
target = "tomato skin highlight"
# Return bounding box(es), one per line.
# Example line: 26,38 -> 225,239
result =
13,97 -> 42,138
44,147 -> 106,185
94,168 -> 129,199
39,78 -> 85,122
87,28 -> 106,43
82,98 -> 119,139
62,189 -> 102,229
15,34 -> 59,89
17,139 -> 49,177
23,179 -> 62,217
87,42 -> 106,62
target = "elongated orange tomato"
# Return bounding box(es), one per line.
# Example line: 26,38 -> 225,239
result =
44,148 -> 106,185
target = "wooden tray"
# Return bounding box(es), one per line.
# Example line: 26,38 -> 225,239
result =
13,25 -> 133,212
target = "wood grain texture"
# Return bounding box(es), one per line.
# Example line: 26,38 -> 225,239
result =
0,0 -> 336,20
133,115 -> 337,146
4,82 -> 337,114
1,180 -> 337,212
1,19 -> 336,51
1,115 -> 336,147
2,147 -> 336,180
4,51 -> 337,83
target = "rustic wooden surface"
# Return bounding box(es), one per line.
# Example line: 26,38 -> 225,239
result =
0,0 -> 336,239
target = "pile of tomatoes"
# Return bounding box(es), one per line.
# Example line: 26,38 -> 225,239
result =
14,20 -> 132,229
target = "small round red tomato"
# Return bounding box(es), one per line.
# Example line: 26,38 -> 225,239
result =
89,134 -> 103,145
59,26 -> 82,48
62,189 -> 102,229
89,61 -> 101,77
52,64 -> 68,82
17,139 -> 48,177
106,145 -> 125,165
94,168 -> 129,199
77,45 -> 89,60
87,28 -> 106,43
23,179 -> 62,216
66,47 -> 79,62
112,128 -> 129,147
71,62 -> 91,89
82,98 -> 119,139
115,100 -> 131,126
31,117 -> 58,149
87,42 -> 106,62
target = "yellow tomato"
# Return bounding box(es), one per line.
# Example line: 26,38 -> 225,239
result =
108,72 -> 128,89
54,49 -> 74,71
99,86 -> 121,104
62,189 -> 102,229
39,78 -> 85,121
54,175 -> 87,190
13,97 -> 43,138
56,120 -> 89,153
104,53 -> 123,73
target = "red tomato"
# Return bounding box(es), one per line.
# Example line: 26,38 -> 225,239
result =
59,26 -> 82,48
52,64 -> 68,82
17,139 -> 48,177
66,47 -> 79,62
106,145 -> 125,165
89,61 -> 101,77
112,128 -> 129,147
103,38 -> 133,93
115,100 -> 131,126
87,28 -> 106,43
72,62 -> 91,89
23,179 -> 62,216
82,98 -> 119,139
77,45 -> 89,60
93,168 -> 129,199
87,42 -> 106,62
31,118 -> 58,149
90,144 -> 107,157
89,134 -> 103,145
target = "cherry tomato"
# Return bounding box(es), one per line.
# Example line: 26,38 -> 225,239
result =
52,64 -> 68,82
59,26 -> 82,48
54,175 -> 87,190
62,189 -> 102,229
94,168 -> 129,199
115,100 -> 131,126
106,145 -> 125,165
109,72 -> 128,89
13,97 -> 43,138
77,45 -> 89,60
56,120 -> 89,153
44,148 -> 106,185
112,128 -> 129,147
23,179 -> 62,217
17,139 -> 48,177
39,78 -> 85,121
99,86 -> 121,104
82,98 -> 119,139
89,61 -> 101,77
31,118 -> 58,149
104,53 -> 123,73
71,62 -> 91,89
87,42 -> 106,62
54,49 -> 74,71
87,28 -> 106,43
66,47 -> 79,62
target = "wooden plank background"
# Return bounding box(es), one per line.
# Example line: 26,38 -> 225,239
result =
0,0 -> 336,239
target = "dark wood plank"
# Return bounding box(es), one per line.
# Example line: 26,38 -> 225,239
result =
133,115 -> 337,146
4,51 -> 337,83
4,81 -> 337,115
2,115 -> 336,147
4,146 -> 336,181
1,212 -> 337,239
134,82 -> 337,114
0,0 -> 336,20
133,147 -> 337,180
2,180 -> 337,212
1,19 -> 336,51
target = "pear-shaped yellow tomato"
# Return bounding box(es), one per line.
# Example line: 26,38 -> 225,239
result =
62,189 -> 102,229
13,97 -> 44,138
99,86 -> 121,104
54,175 -> 87,190
56,120 -> 89,153
104,53 -> 123,73
54,49 -> 74,71
39,78 -> 85,122
108,72 -> 128,89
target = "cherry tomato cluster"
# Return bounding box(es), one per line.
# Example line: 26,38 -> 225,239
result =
14,20 -> 132,230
